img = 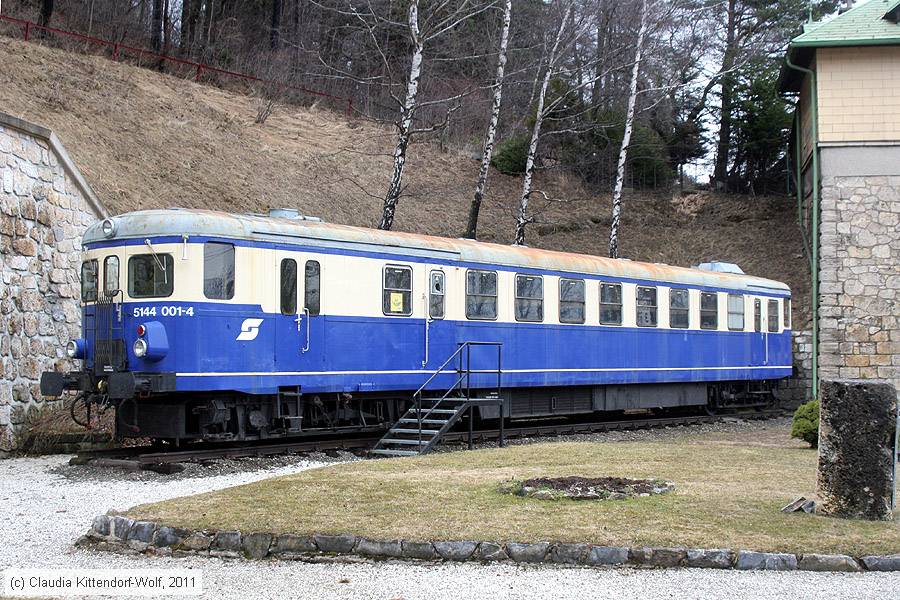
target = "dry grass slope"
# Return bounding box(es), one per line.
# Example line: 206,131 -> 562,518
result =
0,36 -> 809,321
127,426 -> 900,555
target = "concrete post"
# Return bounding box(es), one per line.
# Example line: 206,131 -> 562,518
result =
817,380 -> 898,520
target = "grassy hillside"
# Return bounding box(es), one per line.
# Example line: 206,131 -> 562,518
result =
0,36 -> 809,322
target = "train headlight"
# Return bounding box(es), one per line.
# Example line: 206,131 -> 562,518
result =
133,338 -> 148,358
65,339 -> 85,359
101,218 -> 117,238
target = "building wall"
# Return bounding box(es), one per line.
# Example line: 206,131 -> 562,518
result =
818,147 -> 900,394
0,113 -> 104,450
817,46 -> 900,144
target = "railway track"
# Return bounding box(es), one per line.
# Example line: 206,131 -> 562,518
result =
70,409 -> 783,470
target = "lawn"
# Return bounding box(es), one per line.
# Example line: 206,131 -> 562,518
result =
126,425 -> 900,556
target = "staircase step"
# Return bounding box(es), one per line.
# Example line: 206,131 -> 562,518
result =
370,449 -> 420,457
411,408 -> 460,414
390,428 -> 441,435
397,418 -> 449,425
379,438 -> 430,446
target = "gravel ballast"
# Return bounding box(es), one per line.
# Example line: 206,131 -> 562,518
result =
2,453 -> 900,599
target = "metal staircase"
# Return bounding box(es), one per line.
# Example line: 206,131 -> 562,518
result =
371,342 -> 503,457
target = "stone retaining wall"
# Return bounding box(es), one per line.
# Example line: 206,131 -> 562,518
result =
0,112 -> 106,450
83,515 -> 900,573
818,174 -> 900,395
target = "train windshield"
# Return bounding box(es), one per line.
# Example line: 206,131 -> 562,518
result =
128,254 -> 174,298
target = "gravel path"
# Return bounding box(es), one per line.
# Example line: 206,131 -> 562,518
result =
2,451 -> 898,599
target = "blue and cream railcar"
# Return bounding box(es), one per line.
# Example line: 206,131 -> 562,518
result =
41,208 -> 793,441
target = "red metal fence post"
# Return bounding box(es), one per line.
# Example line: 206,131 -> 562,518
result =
24,21 -> 31,41
195,64 -> 203,82
113,44 -> 120,60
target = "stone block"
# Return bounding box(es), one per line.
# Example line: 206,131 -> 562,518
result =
505,542 -> 550,563
313,533 -> 356,554
356,538 -> 403,558
127,521 -> 157,544
212,531 -> 242,551
584,546 -> 628,566
401,541 -> 438,560
433,540 -> 477,561
797,553 -> 861,572
818,380 -> 897,520
154,526 -> 187,547
179,532 -> 212,552
474,542 -> 508,561
91,515 -> 110,537
110,516 -> 134,541
861,555 -> 900,571
735,551 -> 797,571
549,543 -> 590,564
241,532 -> 272,559
273,534 -> 317,554
686,548 -> 733,569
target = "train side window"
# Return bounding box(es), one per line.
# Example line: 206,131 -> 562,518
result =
515,274 -> 543,322
783,298 -> 791,329
754,299 -> 761,332
81,259 -> 98,303
727,294 -> 745,331
128,254 -> 174,298
465,270 -> 498,320
636,286 -> 657,327
768,299 -> 779,332
669,288 -> 689,329
599,283 -> 622,325
700,292 -> 718,330
383,265 -> 412,316
559,278 -> 585,324
103,256 -> 119,295
429,271 -> 445,319
203,242 -> 235,300
305,260 -> 321,316
280,259 -> 297,315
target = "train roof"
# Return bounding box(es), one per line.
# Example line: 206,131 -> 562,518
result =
84,208 -> 790,295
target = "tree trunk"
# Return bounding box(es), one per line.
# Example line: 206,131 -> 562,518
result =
608,0 -> 648,259
38,0 -> 54,34
378,0 -> 424,231
513,2 -> 573,246
463,0 -> 512,240
151,0 -> 164,54
179,0 -> 190,53
713,0 -> 736,190
270,0 -> 283,50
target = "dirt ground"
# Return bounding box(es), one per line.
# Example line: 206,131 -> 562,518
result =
0,36 -> 809,322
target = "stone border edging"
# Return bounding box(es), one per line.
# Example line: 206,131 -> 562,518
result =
83,515 -> 899,573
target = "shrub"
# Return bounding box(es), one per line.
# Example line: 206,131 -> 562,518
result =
791,399 -> 819,448
491,135 -> 530,175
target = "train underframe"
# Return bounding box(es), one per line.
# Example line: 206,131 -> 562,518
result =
90,380 -> 778,443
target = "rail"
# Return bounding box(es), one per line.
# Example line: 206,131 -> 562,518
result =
0,14 -> 353,115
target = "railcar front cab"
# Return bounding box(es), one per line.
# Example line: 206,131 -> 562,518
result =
40,219 -> 186,427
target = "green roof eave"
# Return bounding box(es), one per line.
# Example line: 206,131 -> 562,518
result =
790,36 -> 900,48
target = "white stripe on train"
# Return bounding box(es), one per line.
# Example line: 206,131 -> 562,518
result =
175,365 -> 793,377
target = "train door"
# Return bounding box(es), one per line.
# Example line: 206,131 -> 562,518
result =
274,253 -> 323,368
423,269 -> 446,369
750,298 -> 765,365
274,252 -> 303,370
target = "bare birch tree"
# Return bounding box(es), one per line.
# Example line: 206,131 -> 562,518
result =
376,0 -> 496,230
379,0 -> 424,230
463,0 -> 512,240
513,1 -> 574,246
607,0 -> 648,259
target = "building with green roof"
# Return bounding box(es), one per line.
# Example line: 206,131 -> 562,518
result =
779,0 -> 900,402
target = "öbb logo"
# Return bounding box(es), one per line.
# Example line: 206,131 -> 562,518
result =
236,318 -> 264,341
